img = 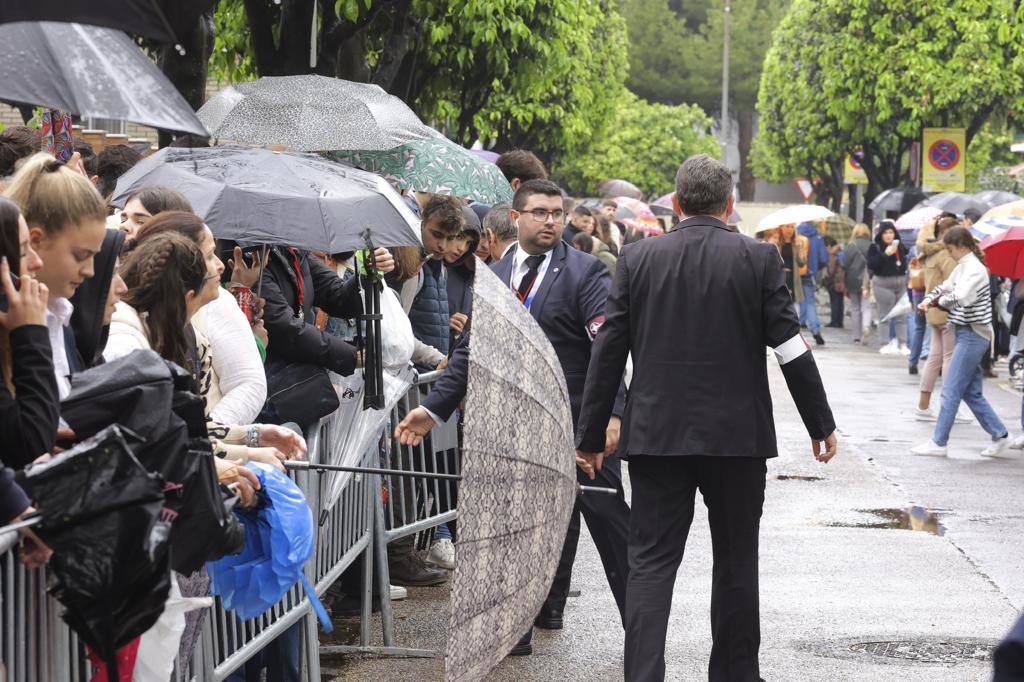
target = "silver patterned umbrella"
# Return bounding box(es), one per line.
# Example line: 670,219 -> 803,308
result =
0,22 -> 207,136
446,263 -> 577,681
196,75 -> 440,152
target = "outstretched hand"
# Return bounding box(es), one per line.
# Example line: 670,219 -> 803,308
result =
812,432 -> 838,463
394,407 -> 435,447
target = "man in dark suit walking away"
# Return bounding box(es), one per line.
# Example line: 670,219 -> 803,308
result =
575,155 -> 838,682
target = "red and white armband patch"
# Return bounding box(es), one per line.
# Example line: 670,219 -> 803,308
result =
586,315 -> 606,340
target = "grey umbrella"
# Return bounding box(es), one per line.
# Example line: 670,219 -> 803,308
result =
0,22 -> 207,136
110,145 -> 422,253
915,191 -> 990,216
446,263 -> 577,681
974,190 -> 1024,209
597,178 -> 643,200
196,75 -> 439,152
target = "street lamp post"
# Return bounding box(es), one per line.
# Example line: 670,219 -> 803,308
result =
721,1 -> 731,160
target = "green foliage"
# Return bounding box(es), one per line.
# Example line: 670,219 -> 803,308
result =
554,91 -> 720,197
754,0 -> 1024,191
210,0 -> 257,83
966,121 -> 1018,191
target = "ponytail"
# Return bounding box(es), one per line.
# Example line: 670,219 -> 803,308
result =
942,226 -> 985,265
3,153 -> 106,235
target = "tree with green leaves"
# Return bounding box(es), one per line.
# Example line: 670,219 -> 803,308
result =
553,91 -> 720,197
754,0 -> 1024,206
623,0 -> 790,199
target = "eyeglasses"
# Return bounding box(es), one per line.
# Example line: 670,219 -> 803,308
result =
524,208 -> 565,222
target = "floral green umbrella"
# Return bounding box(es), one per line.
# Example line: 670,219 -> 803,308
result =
330,137 -> 513,204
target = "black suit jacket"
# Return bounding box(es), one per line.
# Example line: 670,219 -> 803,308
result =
423,240 -> 624,426
576,216 -> 835,458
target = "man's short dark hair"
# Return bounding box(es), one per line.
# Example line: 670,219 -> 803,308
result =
963,207 -> 983,223
513,179 -> 563,211
74,136 -> 97,175
496,149 -> 548,183
421,194 -> 465,234
0,126 -> 42,177
95,144 -> 143,198
675,154 -> 732,217
573,205 -> 593,217
483,202 -> 517,243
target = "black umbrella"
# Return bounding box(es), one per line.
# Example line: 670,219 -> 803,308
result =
0,1 -> 217,47
0,22 -> 207,135
18,425 -> 171,678
974,190 -> 1024,209
916,191 -> 990,216
110,145 -> 423,253
868,186 -> 928,216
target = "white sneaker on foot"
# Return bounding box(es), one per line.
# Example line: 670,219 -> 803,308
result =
426,538 -> 455,570
389,584 -> 407,601
911,440 -> 948,457
981,436 -> 1013,458
1010,434 -> 1024,450
914,407 -> 937,422
900,344 -> 911,356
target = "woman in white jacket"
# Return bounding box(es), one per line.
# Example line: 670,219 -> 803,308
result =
911,227 -> 1009,457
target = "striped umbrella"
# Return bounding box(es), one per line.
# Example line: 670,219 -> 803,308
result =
970,215 -> 1024,242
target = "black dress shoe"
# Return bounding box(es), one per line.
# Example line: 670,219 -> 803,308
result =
909,364 -> 918,375
388,554 -> 449,587
509,628 -> 533,656
813,333 -> 825,346
534,607 -> 563,630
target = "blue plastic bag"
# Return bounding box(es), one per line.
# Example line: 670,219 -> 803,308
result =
207,463 -> 330,631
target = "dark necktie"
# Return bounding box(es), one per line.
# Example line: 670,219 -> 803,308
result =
516,254 -> 546,302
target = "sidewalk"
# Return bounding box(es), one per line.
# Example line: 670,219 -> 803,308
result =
328,326 -> 1020,681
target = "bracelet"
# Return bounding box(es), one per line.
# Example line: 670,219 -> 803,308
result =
246,424 -> 261,448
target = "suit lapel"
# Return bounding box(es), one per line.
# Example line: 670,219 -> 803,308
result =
490,246 -> 515,286
528,240 -> 567,319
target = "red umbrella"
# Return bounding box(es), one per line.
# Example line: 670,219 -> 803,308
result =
980,226 -> 1024,278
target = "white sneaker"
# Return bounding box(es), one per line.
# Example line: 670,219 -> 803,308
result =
911,440 -> 948,457
900,344 -> 911,356
981,437 -> 1013,458
426,539 -> 455,570
389,584 -> 407,601
880,339 -> 899,355
1010,434 -> 1024,450
914,407 -> 937,422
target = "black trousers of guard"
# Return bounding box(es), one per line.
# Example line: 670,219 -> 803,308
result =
543,454 -> 630,624
625,455 -> 767,682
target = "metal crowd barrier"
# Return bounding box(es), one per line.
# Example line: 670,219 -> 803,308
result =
0,371 -> 459,679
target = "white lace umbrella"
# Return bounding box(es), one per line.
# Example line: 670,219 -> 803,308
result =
755,204 -> 834,234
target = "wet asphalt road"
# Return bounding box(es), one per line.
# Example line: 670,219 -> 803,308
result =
327,324 -> 1022,681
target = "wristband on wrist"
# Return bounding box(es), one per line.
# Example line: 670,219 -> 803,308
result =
246,425 -> 261,448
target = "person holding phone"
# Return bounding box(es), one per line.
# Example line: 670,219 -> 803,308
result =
868,220 -> 909,355
0,196 -> 60,469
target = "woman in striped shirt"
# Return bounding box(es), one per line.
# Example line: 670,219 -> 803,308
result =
911,227 -> 1010,458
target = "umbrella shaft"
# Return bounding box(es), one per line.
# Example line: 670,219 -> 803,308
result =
577,484 -> 618,496
0,515 -> 41,535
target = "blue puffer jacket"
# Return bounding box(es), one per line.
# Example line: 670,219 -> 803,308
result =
408,259 -> 450,357
798,222 -> 829,278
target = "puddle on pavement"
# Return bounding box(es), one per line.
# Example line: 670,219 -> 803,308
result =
829,506 -> 945,535
774,474 -> 824,481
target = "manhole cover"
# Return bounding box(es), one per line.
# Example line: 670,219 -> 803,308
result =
848,641 -> 994,663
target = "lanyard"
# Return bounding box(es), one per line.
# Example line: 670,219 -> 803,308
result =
288,247 -> 305,307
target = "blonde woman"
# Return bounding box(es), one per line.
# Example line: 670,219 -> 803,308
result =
844,224 -> 872,343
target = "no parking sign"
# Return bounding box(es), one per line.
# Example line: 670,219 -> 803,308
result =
922,128 -> 965,192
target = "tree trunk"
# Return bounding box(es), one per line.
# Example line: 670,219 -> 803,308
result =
736,109 -> 756,201
157,12 -> 214,147
371,0 -> 417,92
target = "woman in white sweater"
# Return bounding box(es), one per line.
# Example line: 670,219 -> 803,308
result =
911,227 -> 1009,458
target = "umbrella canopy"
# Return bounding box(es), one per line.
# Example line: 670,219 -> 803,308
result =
19,425 -> 171,675
982,199 -> 1024,220
650,191 -> 742,224
0,22 -> 207,136
756,204 -> 833,234
197,75 -> 438,152
915,191 -> 989,216
471,149 -> 500,163
896,206 -> 942,231
980,224 -> 1024,278
975,190 -> 1023,209
614,196 -> 663,235
0,1 -> 217,45
446,263 -> 577,681
597,179 -> 643,200
330,136 -> 513,204
653,192 -> 675,210
970,215 -> 1024,242
869,187 -> 928,215
111,145 -> 422,253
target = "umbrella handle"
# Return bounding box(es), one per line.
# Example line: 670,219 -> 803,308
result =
577,484 -> 618,496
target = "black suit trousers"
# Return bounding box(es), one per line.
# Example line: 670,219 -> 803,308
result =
625,455 -> 766,682
544,455 -> 630,623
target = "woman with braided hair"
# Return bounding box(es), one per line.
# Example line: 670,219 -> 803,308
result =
912,227 -> 1010,458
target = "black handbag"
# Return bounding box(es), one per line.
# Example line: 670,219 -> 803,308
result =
263,360 -> 340,429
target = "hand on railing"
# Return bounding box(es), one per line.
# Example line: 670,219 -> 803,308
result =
16,507 -> 52,568
394,407 -> 435,447
258,424 -> 307,460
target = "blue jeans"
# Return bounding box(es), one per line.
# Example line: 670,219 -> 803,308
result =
909,291 -> 927,367
933,326 -> 1008,446
799,280 -> 820,333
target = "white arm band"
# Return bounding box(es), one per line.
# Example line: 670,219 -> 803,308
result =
773,334 -> 809,365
